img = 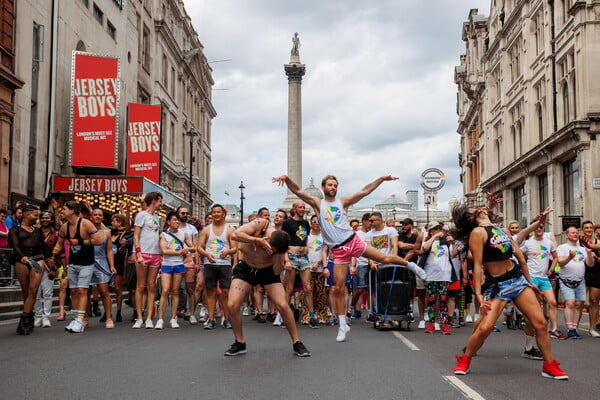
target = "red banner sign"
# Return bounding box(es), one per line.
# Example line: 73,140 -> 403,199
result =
52,176 -> 143,194
126,103 -> 162,183
69,52 -> 120,169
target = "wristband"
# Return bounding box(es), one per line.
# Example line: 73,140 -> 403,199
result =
135,247 -> 141,253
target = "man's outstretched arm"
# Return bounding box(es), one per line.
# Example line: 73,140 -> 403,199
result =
272,175 -> 320,210
341,175 -> 398,208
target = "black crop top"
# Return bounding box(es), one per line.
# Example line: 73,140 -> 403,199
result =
481,225 -> 513,262
281,219 -> 310,247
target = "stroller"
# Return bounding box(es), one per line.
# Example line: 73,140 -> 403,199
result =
371,264 -> 413,330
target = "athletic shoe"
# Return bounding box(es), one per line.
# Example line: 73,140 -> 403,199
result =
105,319 -> 114,329
56,312 -> 66,322
199,306 -> 208,322
256,313 -> 267,323
144,319 -> 154,329
224,341 -> 247,356
293,341 -> 311,357
42,318 -> 51,328
441,325 -> 452,335
301,319 -> 309,325
596,322 -> 600,331
424,324 -> 435,333
309,318 -> 320,329
454,354 -> 471,375
418,320 -> 426,329
465,314 -> 473,323
189,315 -> 198,325
204,319 -> 216,330
65,319 -> 77,332
458,317 -> 466,327
115,310 -> 123,323
34,317 -> 42,327
336,324 -> 351,342
542,359 -> 568,380
132,319 -> 143,329
567,329 -> 582,339
588,329 -> 600,337
266,313 -> 276,323
242,306 -> 250,316
326,318 -> 336,326
273,313 -> 283,327
549,329 -> 568,340
492,326 -> 501,332
155,319 -> 164,330
170,318 -> 180,329
222,319 -> 232,329
434,323 -> 441,331
366,313 -> 376,322
69,319 -> 85,333
522,347 -> 543,360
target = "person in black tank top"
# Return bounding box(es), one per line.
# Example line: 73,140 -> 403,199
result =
451,202 -> 568,379
52,201 -> 102,333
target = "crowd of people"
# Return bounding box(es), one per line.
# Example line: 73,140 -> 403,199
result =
2,176 -> 600,377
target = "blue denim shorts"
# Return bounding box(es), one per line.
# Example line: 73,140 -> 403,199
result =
289,253 -> 310,271
559,279 -> 586,301
69,263 -> 96,289
531,276 -> 553,292
484,274 -> 531,301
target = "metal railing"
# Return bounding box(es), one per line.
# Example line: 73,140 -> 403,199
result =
0,248 -> 15,287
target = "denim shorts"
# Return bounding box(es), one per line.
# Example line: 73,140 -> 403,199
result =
484,274 -> 531,301
559,279 -> 586,301
289,253 -> 310,271
69,263 -> 96,289
357,264 -> 374,289
161,264 -> 185,275
531,276 -> 553,292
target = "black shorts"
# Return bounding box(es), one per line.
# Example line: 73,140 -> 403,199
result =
204,264 -> 232,289
115,261 -> 126,277
126,262 -> 137,291
233,261 -> 280,287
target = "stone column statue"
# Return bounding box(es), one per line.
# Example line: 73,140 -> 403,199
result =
291,32 -> 300,56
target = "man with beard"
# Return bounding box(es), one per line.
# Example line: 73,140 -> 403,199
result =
398,218 -> 426,328
176,207 -> 199,324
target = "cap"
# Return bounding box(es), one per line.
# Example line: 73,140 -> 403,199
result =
400,218 -> 414,225
426,220 -> 443,231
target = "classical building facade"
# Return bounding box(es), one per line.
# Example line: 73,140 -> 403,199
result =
10,0 -> 214,215
456,0 -> 600,232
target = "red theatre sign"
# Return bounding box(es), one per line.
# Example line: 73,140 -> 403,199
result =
52,176 -> 144,194
68,52 -> 120,170
126,103 -> 162,183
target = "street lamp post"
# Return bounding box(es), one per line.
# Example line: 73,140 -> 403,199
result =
425,195 -> 431,227
239,181 -> 245,227
392,208 -> 397,227
184,127 -> 199,215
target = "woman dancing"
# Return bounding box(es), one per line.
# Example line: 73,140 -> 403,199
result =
452,203 -> 568,380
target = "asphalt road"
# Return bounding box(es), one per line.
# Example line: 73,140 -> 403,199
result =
1,310 -> 599,400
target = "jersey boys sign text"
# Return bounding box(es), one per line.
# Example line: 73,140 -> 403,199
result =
126,103 -> 162,183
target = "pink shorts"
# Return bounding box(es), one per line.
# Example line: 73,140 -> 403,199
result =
331,234 -> 366,264
140,253 -> 161,267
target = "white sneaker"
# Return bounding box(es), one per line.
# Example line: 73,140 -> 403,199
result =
589,329 -> 600,337
144,319 -> 154,329
418,320 -> 426,329
65,319 -> 77,332
132,319 -> 143,329
434,323 -> 441,331
273,313 -> 283,327
336,324 -> 351,342
199,306 -> 208,322
155,319 -> 164,330
465,315 -> 473,323
189,315 -> 198,325
170,318 -> 180,329
42,317 -> 51,328
474,313 -> 480,321
69,319 -> 85,333
34,317 -> 42,327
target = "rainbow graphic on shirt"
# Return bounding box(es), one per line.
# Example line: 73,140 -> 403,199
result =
296,225 -> 307,241
535,245 -> 550,260
432,244 -> 447,258
309,239 -> 322,253
149,218 -> 159,233
324,206 -> 342,224
489,227 -> 511,253
167,236 -> 182,252
208,238 -> 225,253
573,250 -> 585,262
372,235 -> 389,250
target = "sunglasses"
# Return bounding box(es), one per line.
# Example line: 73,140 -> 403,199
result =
180,212 -> 190,215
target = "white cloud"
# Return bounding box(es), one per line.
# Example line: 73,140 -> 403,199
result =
185,0 -> 490,213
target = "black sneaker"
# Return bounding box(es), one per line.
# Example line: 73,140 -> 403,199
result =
204,319 -> 216,330
293,341 -> 311,357
224,341 -> 247,356
309,318 -> 320,329
256,313 -> 267,323
115,310 -> 123,323
522,347 -> 543,360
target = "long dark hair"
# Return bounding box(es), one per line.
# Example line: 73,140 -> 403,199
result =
451,202 -> 477,245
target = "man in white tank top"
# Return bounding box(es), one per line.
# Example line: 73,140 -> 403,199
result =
197,204 -> 237,330
273,174 -> 427,342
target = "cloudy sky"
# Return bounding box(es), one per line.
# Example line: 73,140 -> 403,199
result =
185,1 -> 490,213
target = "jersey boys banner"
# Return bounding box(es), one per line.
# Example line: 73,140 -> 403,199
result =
68,52 -> 120,169
125,103 -> 162,183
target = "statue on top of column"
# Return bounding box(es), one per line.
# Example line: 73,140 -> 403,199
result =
291,32 -> 300,56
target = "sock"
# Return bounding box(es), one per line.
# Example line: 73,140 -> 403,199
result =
309,311 -> 316,318
338,314 -> 347,327
72,310 -> 79,320
525,335 -> 535,351
77,310 -> 86,321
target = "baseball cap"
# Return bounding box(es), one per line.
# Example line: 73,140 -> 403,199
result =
426,221 -> 443,231
400,218 -> 414,225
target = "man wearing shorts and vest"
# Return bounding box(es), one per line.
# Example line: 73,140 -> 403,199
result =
224,217 -> 310,357
273,174 -> 427,342
52,201 -> 103,333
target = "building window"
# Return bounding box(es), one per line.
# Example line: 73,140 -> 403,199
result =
538,173 -> 548,212
33,22 -> 44,62
141,25 -> 150,70
80,0 -> 89,8
106,20 -> 116,40
562,82 -> 569,126
513,184 -> 527,228
563,157 -> 580,215
495,138 -> 501,171
171,67 -> 176,96
170,122 -> 175,158
162,54 -> 168,87
93,3 -> 103,25
536,104 -> 543,142
571,74 -> 577,118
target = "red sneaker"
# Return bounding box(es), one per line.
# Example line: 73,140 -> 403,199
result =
454,354 -> 471,375
542,359 -> 568,380
424,323 -> 435,333
441,325 -> 452,335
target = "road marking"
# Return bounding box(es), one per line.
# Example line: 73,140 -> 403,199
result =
443,376 -> 486,400
392,331 -> 420,350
